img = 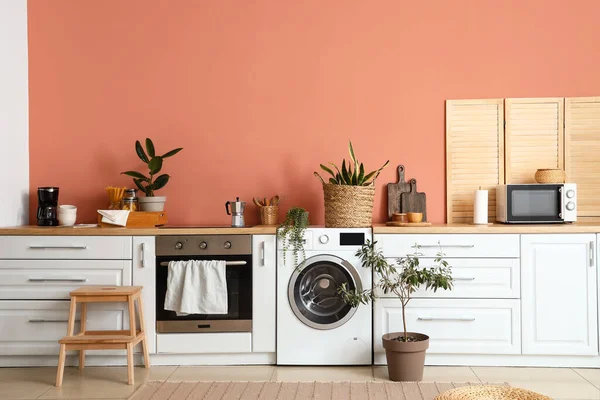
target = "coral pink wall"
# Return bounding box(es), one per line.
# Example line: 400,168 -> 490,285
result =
28,1 -> 600,226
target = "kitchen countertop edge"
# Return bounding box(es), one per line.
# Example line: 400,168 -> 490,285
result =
372,223 -> 600,234
0,226 -> 278,236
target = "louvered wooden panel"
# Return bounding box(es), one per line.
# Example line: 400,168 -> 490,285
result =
505,98 -> 564,184
565,97 -> 600,217
446,99 -> 504,223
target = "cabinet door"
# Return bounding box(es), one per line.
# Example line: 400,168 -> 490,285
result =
132,237 -> 156,354
521,234 -> 598,355
565,97 -> 600,219
252,235 -> 276,352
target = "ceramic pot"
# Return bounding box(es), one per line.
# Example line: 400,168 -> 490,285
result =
382,332 -> 429,381
138,196 -> 166,212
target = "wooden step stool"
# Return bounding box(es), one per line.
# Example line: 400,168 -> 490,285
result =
55,286 -> 150,387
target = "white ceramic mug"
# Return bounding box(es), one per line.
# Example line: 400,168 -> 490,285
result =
58,205 -> 77,226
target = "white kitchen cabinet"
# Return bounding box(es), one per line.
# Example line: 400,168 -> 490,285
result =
132,236 -> 156,355
521,234 -> 598,355
252,235 -> 276,353
0,236 -> 132,259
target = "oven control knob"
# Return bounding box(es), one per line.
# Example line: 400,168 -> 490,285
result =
199,241 -> 208,250
319,235 -> 329,244
174,242 -> 183,250
566,201 -> 576,211
224,241 -> 232,249
566,189 -> 576,199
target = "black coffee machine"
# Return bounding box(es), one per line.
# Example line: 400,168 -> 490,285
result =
37,187 -> 59,226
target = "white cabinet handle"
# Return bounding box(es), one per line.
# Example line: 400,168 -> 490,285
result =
141,242 -> 146,268
29,319 -> 80,323
28,278 -> 88,283
29,245 -> 88,250
453,277 -> 475,281
418,317 -> 476,322
260,241 -> 266,267
591,241 -> 595,267
416,245 -> 475,248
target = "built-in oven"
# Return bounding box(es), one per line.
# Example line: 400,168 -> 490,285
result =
496,183 -> 577,223
155,235 -> 252,333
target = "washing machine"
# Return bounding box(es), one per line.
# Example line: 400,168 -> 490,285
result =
277,227 -> 372,365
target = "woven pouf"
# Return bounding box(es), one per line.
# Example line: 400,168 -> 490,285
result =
435,385 -> 551,400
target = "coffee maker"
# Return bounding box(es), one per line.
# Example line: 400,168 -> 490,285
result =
37,187 -> 59,226
225,197 -> 245,227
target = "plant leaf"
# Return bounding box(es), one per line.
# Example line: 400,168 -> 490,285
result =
320,164 -> 336,178
162,148 -> 183,158
148,156 -> 163,174
133,178 -> 148,195
329,178 -> 338,184
152,174 -> 170,190
135,140 -> 149,163
358,163 -> 365,184
341,159 -> 351,185
362,170 -> 376,184
121,171 -> 149,181
145,138 -> 155,158
348,141 -> 357,165
314,171 -> 325,185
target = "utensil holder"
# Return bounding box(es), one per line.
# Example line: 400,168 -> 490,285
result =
259,206 -> 279,225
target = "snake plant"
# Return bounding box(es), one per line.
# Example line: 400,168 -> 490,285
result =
314,141 -> 389,186
121,138 -> 183,196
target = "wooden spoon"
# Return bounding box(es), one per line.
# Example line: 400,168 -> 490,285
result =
272,195 -> 280,206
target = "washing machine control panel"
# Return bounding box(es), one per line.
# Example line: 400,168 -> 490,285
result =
308,228 -> 372,251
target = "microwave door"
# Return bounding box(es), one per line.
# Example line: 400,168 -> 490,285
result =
507,185 -> 563,223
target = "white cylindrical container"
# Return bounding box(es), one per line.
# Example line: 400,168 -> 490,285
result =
473,189 -> 488,224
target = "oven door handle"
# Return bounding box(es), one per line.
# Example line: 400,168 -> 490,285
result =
159,261 -> 247,267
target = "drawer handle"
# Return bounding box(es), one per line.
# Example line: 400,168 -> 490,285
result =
29,319 -> 81,323
28,245 -> 88,250
416,245 -> 475,249
28,278 -> 88,283
418,317 -> 476,322
453,277 -> 476,281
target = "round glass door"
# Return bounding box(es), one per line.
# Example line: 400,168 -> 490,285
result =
288,254 -> 362,330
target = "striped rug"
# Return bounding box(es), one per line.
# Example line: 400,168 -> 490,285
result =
129,381 -> 485,400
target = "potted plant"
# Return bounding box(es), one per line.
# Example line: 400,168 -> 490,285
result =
277,207 -> 309,267
314,141 -> 389,227
121,138 -> 183,212
338,241 -> 453,381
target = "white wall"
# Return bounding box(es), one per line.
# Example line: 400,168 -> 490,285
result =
0,0 -> 29,226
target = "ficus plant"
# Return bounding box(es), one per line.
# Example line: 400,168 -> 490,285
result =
314,141 -> 389,186
121,138 -> 183,197
338,240 -> 453,342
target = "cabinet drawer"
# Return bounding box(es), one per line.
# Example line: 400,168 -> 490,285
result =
374,299 -> 521,355
0,260 -> 131,300
378,258 -> 519,299
0,236 -> 132,259
157,333 -> 251,354
0,301 -> 125,355
374,234 -> 519,258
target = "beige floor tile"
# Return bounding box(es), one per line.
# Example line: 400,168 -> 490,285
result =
574,368 -> 600,388
509,381 -> 600,400
0,367 -> 76,400
39,366 -> 177,399
472,366 -> 586,383
373,366 -> 480,382
272,366 -> 374,382
168,366 -> 274,382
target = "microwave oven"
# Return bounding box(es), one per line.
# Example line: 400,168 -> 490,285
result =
496,183 -> 577,223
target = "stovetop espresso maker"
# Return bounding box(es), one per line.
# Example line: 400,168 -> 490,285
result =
225,197 -> 246,227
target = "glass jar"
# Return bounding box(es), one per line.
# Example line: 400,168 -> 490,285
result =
109,201 -> 122,210
122,198 -> 138,211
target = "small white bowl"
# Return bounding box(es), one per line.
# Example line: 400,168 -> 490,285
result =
59,214 -> 77,226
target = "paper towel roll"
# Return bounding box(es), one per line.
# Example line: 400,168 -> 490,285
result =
473,189 -> 488,224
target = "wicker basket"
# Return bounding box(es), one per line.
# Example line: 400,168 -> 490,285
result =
435,385 -> 551,400
322,183 -> 375,228
258,206 -> 279,225
534,168 -> 565,183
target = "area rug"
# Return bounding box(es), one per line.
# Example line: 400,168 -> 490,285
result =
129,381 -> 484,400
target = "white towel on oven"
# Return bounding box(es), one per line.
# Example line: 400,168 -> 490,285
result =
164,260 -> 228,315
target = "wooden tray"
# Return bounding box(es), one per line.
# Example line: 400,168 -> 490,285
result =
97,211 -> 168,228
386,221 -> 432,227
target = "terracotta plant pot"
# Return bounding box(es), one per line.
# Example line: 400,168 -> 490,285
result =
382,332 -> 429,382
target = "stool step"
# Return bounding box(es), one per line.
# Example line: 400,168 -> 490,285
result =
70,286 -> 142,297
60,335 -> 135,344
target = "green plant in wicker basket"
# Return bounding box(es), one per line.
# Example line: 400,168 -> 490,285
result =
314,141 -> 389,186
338,240 -> 453,342
277,207 -> 309,267
121,138 -> 183,196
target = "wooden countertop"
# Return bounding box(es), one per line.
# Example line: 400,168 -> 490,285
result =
373,223 -> 600,234
0,225 -> 278,236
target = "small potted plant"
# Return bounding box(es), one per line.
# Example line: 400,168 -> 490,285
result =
338,241 -> 453,381
314,141 -> 388,227
277,207 -> 309,267
121,138 -> 183,212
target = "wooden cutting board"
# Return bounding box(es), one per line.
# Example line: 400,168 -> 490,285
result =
386,221 -> 432,227
400,179 -> 427,222
387,165 -> 412,220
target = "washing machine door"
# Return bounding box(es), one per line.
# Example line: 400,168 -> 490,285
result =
288,254 -> 362,330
